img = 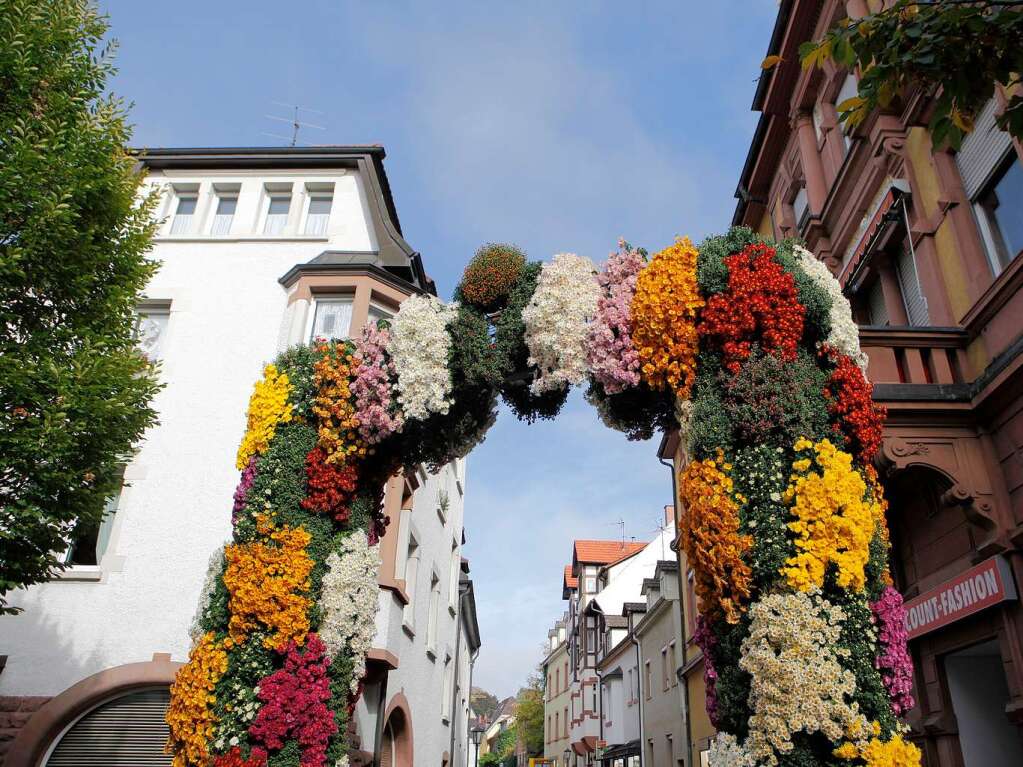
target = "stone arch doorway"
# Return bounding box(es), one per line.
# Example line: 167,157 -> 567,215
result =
380,693 -> 413,767
6,655 -> 180,767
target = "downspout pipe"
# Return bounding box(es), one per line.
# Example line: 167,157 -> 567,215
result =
659,450 -> 691,765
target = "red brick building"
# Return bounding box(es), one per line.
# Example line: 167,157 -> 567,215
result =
731,2 -> 1023,765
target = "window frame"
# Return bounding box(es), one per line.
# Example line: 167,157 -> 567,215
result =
261,184 -> 293,235
169,188 -> 199,235
209,184 -> 240,236
306,293 -> 356,343
972,150 -> 1023,276
302,183 -> 335,236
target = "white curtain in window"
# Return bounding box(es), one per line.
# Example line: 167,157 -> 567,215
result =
170,196 -> 196,234
264,195 -> 290,235
304,195 -> 332,235
211,196 -> 237,235
311,298 -> 353,341
792,186 -> 809,227
136,310 -> 169,361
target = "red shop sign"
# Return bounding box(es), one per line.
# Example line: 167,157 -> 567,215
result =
903,556 -> 1018,640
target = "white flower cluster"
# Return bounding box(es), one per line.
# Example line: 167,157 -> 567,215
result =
795,245 -> 869,372
389,294 -> 457,420
521,253 -> 600,394
319,534 -> 382,693
189,544 -> 226,644
707,733 -> 760,767
739,590 -> 868,765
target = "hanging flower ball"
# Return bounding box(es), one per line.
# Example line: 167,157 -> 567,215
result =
456,242 -> 527,313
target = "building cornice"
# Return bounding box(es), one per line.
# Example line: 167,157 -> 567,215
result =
279,258 -> 424,295
135,146 -> 435,294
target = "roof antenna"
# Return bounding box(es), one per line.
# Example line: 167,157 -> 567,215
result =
608,518 -> 625,548
262,102 -> 326,147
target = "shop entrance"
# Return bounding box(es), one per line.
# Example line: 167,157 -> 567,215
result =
944,640 -> 1023,766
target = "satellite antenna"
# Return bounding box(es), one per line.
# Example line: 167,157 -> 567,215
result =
261,102 -> 326,147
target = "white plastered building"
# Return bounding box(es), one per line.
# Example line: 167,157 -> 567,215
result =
0,147 -> 480,767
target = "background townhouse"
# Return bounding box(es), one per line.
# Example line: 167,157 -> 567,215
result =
563,540 -> 646,766
544,614 -> 572,767
633,560 -> 685,767
0,146 -> 479,767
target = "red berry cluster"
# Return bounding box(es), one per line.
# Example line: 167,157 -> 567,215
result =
822,346 -> 886,464
698,243 -> 805,374
213,747 -> 267,767
248,634 -> 338,767
302,446 -> 359,522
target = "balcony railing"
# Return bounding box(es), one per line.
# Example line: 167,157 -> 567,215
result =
858,326 -> 971,386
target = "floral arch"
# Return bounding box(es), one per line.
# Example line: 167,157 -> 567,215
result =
167,228 -> 920,767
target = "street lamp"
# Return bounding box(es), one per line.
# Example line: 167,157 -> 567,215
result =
470,724 -> 485,767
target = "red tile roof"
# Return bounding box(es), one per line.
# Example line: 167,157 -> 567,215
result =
563,565 -> 578,589
573,540 -> 647,565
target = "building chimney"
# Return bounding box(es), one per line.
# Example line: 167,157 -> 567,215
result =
664,504 -> 675,529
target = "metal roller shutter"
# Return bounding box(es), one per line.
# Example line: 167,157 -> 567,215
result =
45,688 -> 172,767
896,248 -> 930,327
956,98 -> 1013,200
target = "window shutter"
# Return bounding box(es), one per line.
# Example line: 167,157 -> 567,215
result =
46,688 -> 172,767
867,280 -> 889,326
956,98 -> 1013,200
896,249 -> 930,327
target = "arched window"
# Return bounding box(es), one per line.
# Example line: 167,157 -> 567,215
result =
44,687 -> 171,766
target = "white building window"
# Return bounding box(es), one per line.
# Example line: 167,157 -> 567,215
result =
442,655 -> 453,721
135,304 -> 170,363
309,296 -> 354,342
62,475 -> 123,567
169,190 -> 197,235
304,187 -> 333,235
402,534 -> 420,631
448,540 -> 460,611
427,572 -> 441,654
367,301 -> 394,329
210,188 -> 238,235
263,188 -> 292,235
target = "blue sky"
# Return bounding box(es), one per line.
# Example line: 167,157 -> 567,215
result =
101,0 -> 777,697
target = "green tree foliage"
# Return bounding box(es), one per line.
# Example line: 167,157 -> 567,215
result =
480,725 -> 517,767
790,1 -> 1023,148
0,0 -> 160,613
470,687 -> 501,721
515,671 -> 546,757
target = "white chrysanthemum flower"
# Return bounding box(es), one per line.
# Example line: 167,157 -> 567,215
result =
521,253 -> 600,394
188,544 -> 227,644
389,294 -> 458,420
707,733 -> 760,767
319,535 -> 382,694
739,590 -> 869,765
794,245 -> 869,372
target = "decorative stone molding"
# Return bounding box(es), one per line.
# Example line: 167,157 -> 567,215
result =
879,434 -> 1010,556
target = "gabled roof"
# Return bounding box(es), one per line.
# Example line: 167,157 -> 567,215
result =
573,540 -> 647,567
563,565 -> 578,589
